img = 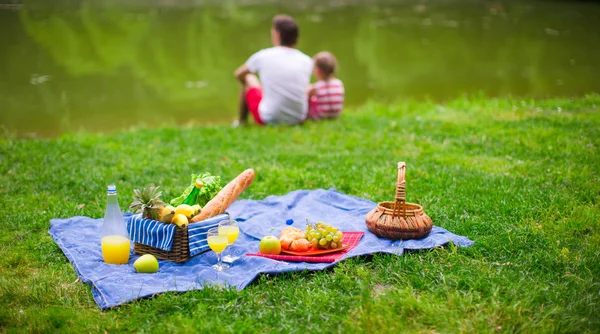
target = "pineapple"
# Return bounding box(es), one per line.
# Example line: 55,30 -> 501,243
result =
130,185 -> 165,220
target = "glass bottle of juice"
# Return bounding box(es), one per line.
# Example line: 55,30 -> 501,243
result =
101,185 -> 131,264
182,179 -> 203,206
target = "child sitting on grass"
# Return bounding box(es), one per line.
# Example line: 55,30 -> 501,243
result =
307,51 -> 345,120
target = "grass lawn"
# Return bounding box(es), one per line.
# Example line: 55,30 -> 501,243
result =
1,95 -> 599,333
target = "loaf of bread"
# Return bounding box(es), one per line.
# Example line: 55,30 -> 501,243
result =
190,168 -> 255,222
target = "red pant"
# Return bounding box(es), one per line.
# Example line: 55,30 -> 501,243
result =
245,87 -> 264,125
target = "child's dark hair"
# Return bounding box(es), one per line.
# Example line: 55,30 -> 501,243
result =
313,52 -> 337,78
272,15 -> 299,47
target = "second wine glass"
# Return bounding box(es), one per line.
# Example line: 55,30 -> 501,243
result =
218,219 -> 239,263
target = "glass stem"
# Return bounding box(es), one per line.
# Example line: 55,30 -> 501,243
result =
217,252 -> 222,267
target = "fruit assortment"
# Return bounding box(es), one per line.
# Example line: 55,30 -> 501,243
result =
129,185 -> 201,228
265,221 -> 345,253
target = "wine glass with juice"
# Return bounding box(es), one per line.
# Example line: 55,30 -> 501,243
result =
218,219 -> 239,263
207,227 -> 229,271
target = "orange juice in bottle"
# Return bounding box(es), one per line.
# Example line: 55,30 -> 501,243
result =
101,185 -> 130,264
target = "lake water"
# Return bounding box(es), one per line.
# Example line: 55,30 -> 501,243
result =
1,0 -> 599,137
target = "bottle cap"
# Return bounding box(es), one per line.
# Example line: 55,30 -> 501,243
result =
107,184 -> 117,193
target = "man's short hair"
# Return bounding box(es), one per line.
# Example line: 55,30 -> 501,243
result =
272,15 -> 299,47
313,51 -> 337,77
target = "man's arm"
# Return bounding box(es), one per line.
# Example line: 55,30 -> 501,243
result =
234,64 -> 251,84
307,84 -> 316,98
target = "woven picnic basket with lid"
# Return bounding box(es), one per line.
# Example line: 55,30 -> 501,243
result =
365,162 -> 433,240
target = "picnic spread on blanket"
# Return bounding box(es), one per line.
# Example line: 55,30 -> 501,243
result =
49,162 -> 474,309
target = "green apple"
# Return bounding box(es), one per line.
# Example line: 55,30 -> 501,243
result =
134,254 -> 159,273
259,236 -> 281,255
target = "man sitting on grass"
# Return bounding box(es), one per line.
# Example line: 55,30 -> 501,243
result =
233,15 -> 313,126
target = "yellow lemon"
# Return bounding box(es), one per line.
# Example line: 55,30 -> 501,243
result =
192,204 -> 201,216
172,213 -> 189,228
160,206 -> 175,224
175,204 -> 195,219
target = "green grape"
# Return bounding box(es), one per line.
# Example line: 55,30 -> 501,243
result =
305,222 -> 344,249
311,238 -> 318,247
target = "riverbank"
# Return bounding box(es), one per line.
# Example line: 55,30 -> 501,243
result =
4,0 -> 600,137
1,95 -> 598,332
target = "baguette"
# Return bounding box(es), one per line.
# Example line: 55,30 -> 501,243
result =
190,168 -> 255,222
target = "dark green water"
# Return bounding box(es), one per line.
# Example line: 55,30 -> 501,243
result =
1,0 -> 599,137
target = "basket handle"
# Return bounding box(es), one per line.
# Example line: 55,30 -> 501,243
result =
393,162 -> 407,218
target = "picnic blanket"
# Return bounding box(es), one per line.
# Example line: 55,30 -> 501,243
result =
49,188 -> 474,310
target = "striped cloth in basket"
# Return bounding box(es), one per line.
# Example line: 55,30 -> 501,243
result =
126,213 -> 229,256
187,215 -> 228,256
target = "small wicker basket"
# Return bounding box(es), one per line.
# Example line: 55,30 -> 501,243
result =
365,162 -> 433,240
133,226 -> 191,263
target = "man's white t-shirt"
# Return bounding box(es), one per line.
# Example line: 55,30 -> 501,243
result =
246,47 -> 313,124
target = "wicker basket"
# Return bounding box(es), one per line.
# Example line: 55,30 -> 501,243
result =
365,162 -> 433,240
129,213 -> 228,263
133,226 -> 192,263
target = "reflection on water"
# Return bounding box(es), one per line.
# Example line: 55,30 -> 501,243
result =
1,0 -> 599,137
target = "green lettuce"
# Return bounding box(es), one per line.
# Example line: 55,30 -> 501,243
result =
170,172 -> 222,207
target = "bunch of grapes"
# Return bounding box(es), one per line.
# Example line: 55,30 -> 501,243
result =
305,221 -> 343,250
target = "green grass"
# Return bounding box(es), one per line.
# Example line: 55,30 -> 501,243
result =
1,95 -> 599,333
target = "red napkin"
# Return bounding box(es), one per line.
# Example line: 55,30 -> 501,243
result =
246,232 -> 364,263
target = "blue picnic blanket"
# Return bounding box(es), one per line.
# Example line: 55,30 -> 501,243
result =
49,189 -> 474,310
